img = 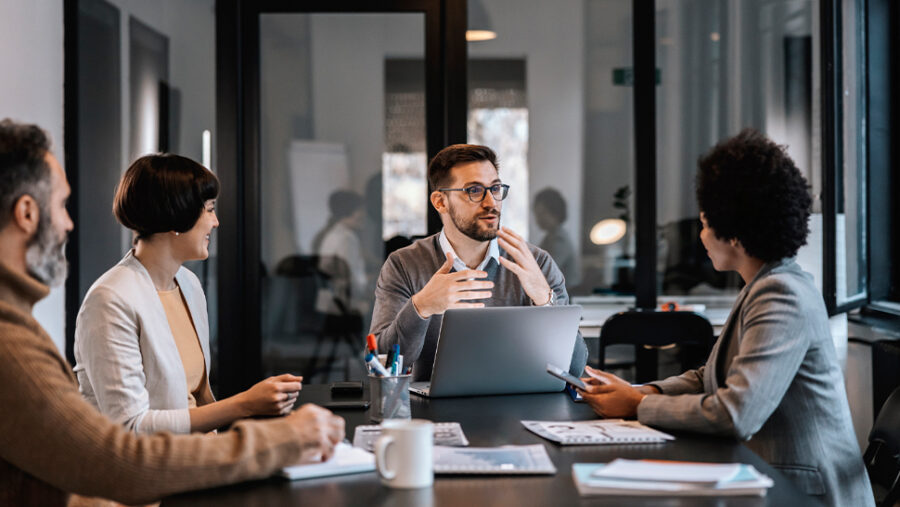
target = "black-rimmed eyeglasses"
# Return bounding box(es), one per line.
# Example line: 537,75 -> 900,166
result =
438,183 -> 510,203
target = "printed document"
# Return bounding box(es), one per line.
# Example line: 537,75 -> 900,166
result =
522,419 -> 674,445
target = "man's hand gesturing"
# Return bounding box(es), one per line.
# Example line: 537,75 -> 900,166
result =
496,227 -> 553,305
410,252 -> 493,319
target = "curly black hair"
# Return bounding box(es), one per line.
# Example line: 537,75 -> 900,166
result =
695,128 -> 812,262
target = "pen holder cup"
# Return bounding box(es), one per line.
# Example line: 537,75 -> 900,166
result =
369,374 -> 412,422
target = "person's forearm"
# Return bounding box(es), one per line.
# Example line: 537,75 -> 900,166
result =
189,394 -> 249,433
373,298 -> 429,363
637,384 -> 661,395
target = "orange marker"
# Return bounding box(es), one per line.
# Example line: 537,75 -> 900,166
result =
366,333 -> 377,353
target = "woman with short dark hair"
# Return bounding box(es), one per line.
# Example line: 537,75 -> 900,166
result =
578,129 -> 873,507
74,154 -> 303,434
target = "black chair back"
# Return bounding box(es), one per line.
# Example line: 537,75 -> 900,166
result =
599,310 -> 715,383
865,386 -> 900,507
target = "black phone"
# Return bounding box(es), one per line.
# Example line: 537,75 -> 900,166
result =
322,400 -> 370,410
546,363 -> 587,391
330,381 -> 364,395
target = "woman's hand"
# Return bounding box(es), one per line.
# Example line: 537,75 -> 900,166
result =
237,373 -> 303,417
577,366 -> 647,419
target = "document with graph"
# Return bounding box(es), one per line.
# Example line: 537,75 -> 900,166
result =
522,419 -> 674,445
432,444 -> 556,475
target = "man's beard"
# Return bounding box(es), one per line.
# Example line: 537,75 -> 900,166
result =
448,201 -> 501,242
25,206 -> 68,287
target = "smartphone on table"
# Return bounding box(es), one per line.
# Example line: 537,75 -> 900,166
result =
546,363 -> 588,391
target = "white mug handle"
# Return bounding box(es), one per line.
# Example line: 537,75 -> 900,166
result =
375,435 -> 396,481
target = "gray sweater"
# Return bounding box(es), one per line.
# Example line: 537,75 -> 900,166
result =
370,233 -> 588,382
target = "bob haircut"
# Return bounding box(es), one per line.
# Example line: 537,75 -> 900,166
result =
695,128 -> 811,262
113,153 -> 219,240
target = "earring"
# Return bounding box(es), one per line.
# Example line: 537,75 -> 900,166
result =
175,232 -> 180,236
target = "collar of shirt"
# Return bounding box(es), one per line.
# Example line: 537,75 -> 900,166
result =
438,229 -> 499,272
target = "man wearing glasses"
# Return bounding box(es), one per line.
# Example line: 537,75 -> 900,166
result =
370,144 -> 587,380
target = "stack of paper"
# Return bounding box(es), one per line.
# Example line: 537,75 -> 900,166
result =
279,443 -> 375,480
572,459 -> 774,497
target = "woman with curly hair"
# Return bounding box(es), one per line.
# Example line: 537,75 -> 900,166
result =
578,129 -> 873,506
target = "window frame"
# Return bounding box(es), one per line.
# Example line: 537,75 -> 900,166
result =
863,0 -> 900,314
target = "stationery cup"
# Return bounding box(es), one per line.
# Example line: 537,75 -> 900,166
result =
369,373 -> 411,422
375,419 -> 434,489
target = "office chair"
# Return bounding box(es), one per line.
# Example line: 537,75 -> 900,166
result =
269,255 -> 364,382
598,310 -> 715,384
864,385 -> 900,507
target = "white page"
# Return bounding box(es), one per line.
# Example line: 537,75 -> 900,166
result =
591,459 -> 741,485
280,443 -> 375,480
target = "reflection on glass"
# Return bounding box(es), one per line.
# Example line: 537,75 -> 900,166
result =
838,0 -> 865,301
260,13 -> 424,382
656,0 -> 816,297
467,106 -> 529,238
466,0 -> 633,297
382,153 -> 427,240
535,187 -> 581,286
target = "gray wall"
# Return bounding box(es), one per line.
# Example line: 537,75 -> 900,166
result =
0,0 -> 66,353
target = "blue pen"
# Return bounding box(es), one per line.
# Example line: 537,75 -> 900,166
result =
365,352 -> 389,376
391,344 -> 400,375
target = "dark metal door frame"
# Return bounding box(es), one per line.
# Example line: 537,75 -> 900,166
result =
215,0 -> 466,396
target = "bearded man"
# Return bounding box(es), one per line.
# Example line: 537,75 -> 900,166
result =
0,119 -> 344,505
370,144 -> 587,381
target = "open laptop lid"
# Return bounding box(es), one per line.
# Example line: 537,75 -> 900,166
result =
422,305 -> 582,398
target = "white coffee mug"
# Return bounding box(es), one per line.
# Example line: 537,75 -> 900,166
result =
375,419 -> 433,488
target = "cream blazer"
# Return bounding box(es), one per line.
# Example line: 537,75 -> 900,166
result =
73,251 -> 213,434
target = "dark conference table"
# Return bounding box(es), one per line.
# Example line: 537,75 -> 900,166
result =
164,385 -> 818,506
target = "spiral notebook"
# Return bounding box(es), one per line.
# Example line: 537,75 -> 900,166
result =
433,444 -> 556,475
522,420 -> 674,445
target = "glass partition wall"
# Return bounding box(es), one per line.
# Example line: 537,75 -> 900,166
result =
466,0 -> 636,299
182,0 -> 871,393
259,13 -> 426,383
655,0 -> 817,300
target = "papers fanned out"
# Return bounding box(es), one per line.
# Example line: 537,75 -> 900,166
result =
279,443 -> 375,480
433,444 -> 556,475
522,419 -> 675,445
572,460 -> 774,497
353,422 -> 470,451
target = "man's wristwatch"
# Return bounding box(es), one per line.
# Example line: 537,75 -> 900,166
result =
540,288 -> 557,306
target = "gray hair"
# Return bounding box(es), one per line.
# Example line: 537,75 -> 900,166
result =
0,119 -> 53,229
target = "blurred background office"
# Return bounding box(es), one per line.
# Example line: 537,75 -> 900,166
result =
2,0 -> 897,452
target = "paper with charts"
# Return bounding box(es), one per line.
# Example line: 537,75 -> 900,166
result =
433,444 -> 556,475
522,419 -> 674,445
352,422 -> 470,452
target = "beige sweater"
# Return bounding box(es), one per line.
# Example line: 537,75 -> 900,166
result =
0,262 -> 307,505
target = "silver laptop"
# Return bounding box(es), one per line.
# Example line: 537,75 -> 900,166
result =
409,305 -> 582,398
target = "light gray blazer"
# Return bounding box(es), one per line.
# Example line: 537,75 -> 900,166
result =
73,251 -> 213,434
637,258 -> 873,506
